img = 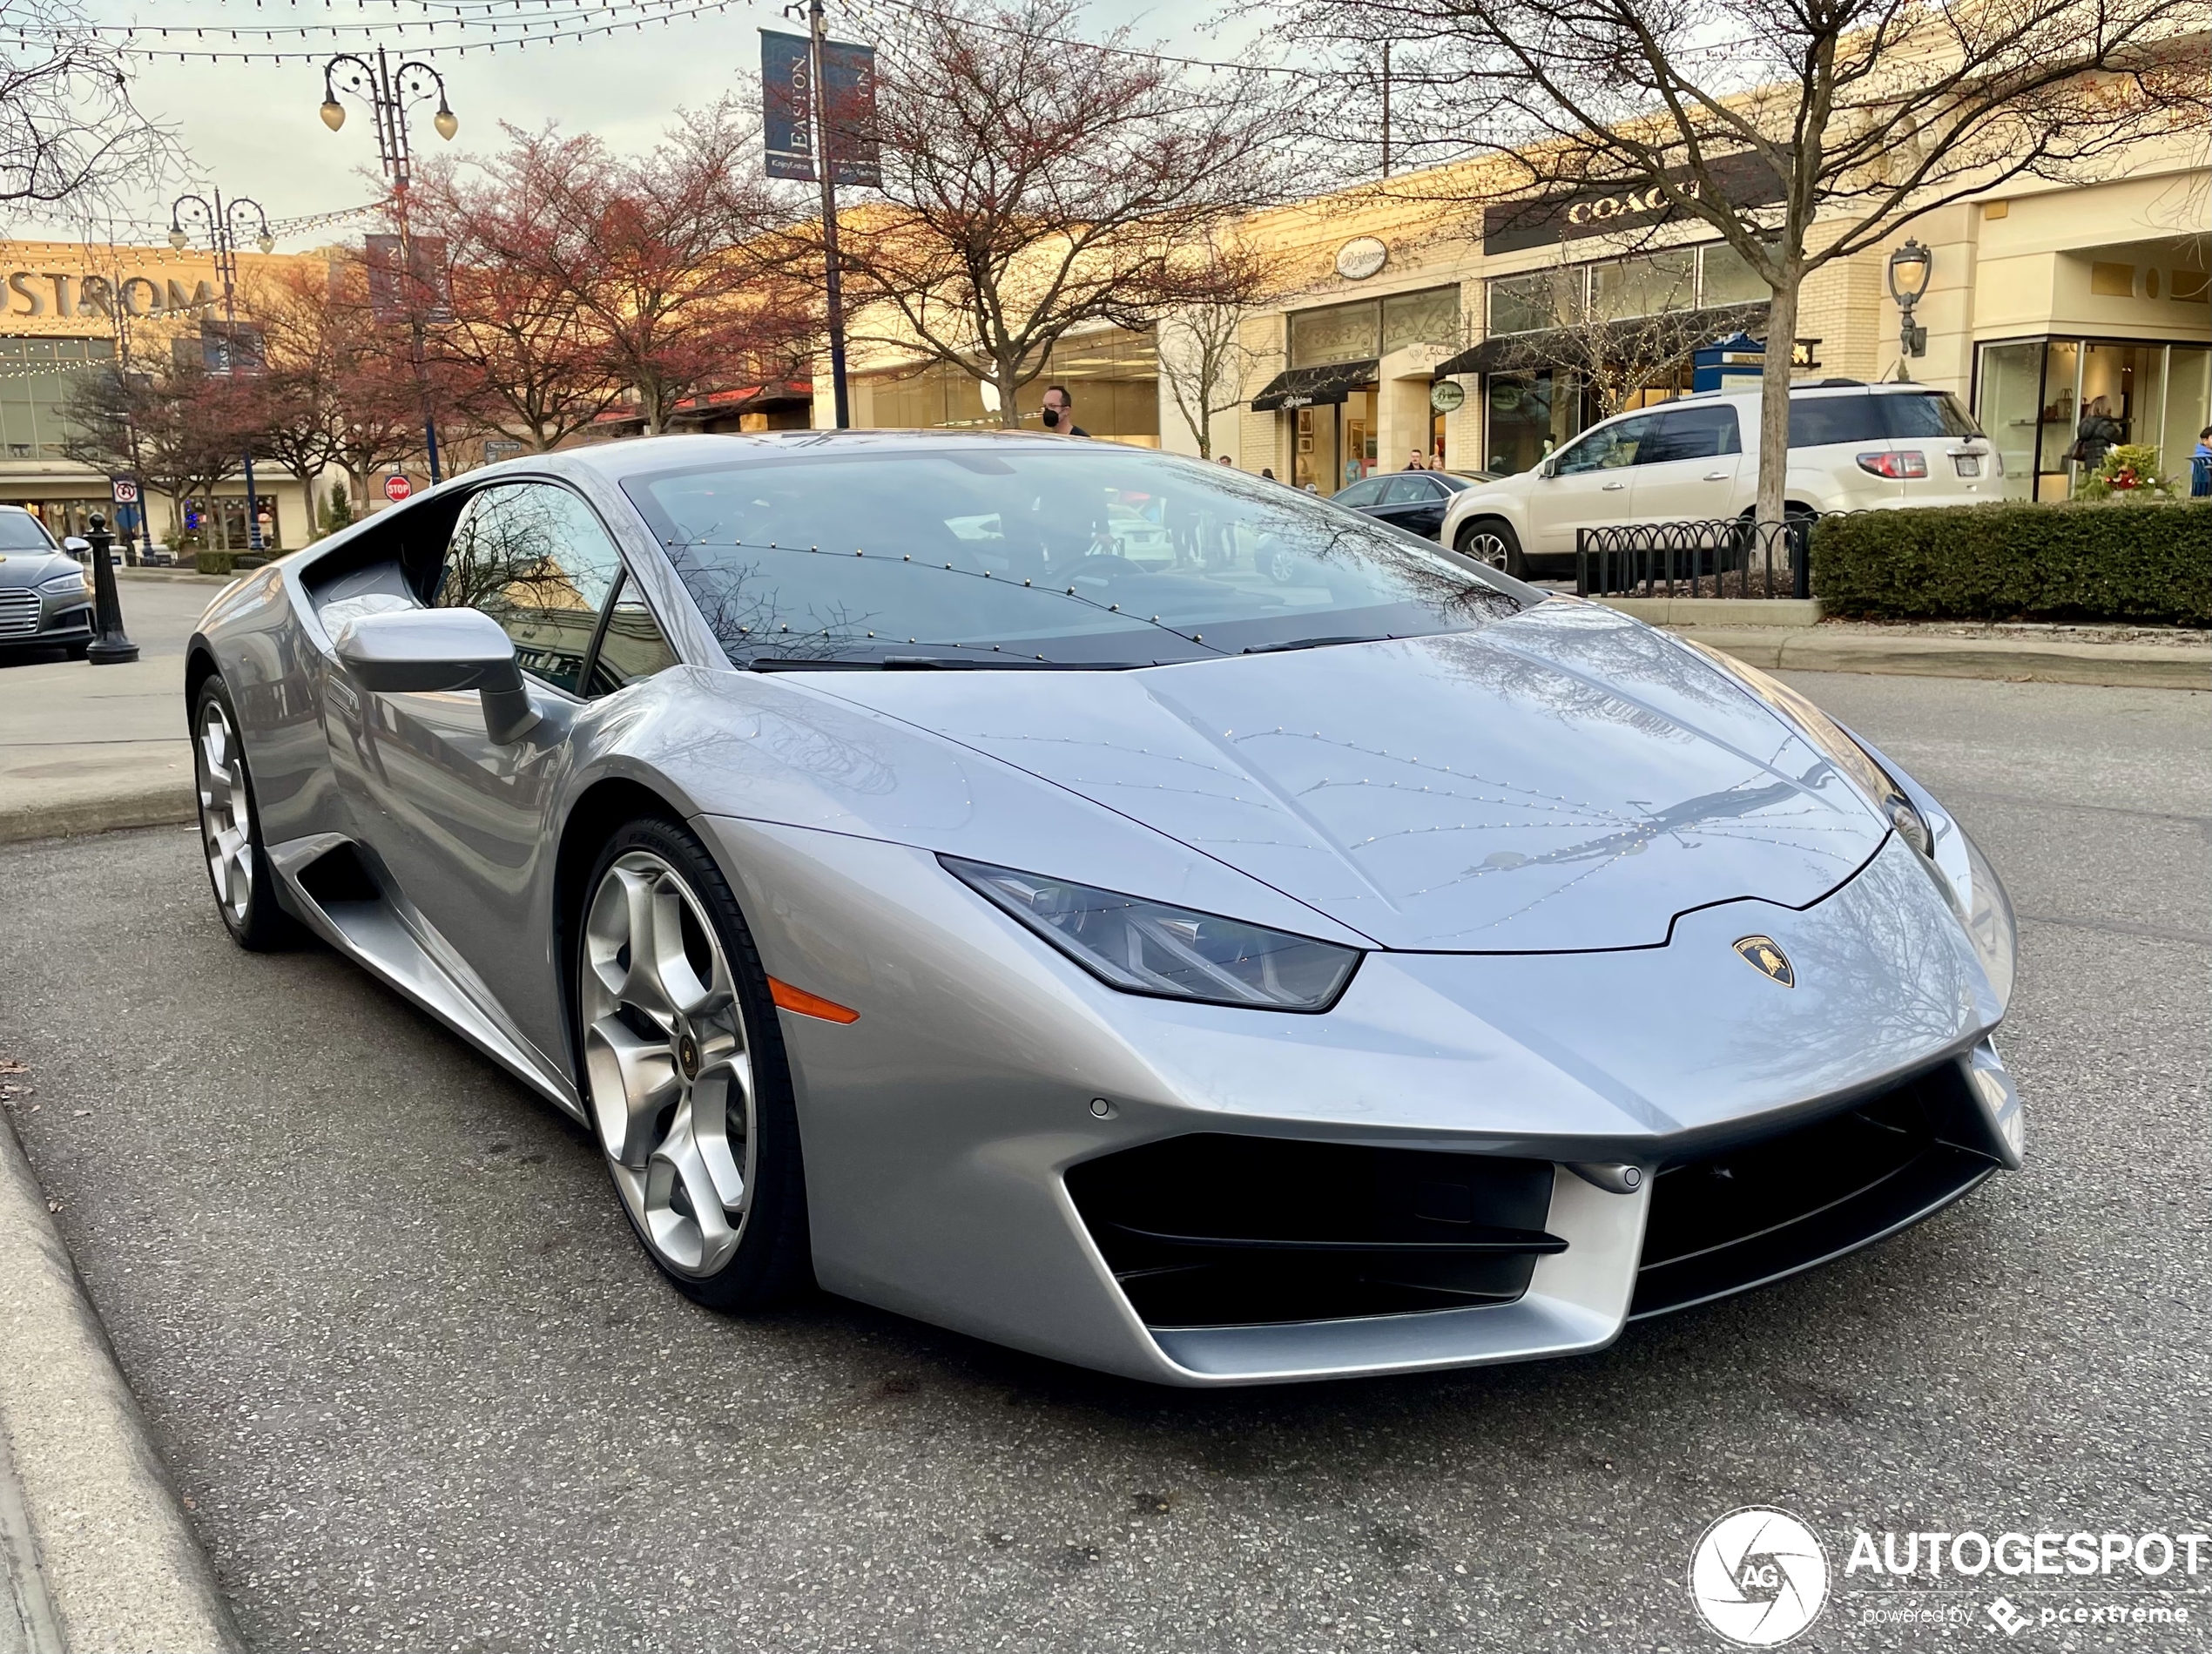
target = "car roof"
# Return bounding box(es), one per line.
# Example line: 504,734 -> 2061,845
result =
470,428 -> 1181,490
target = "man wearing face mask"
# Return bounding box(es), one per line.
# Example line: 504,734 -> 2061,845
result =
1038,384 -> 1089,437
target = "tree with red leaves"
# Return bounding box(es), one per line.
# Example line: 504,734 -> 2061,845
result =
452,105 -> 814,437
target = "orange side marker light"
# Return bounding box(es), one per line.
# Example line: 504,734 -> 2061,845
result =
767,976 -> 860,1024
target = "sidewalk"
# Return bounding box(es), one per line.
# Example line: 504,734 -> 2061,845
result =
0,1105 -> 242,1652
0,657 -> 192,847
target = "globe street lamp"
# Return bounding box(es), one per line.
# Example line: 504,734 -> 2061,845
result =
171,188 -> 276,551
320,46 -> 458,483
1886,238 -> 1933,373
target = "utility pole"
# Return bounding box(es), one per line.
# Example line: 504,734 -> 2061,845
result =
808,0 -> 852,429
171,187 -> 275,550
321,46 -> 460,483
1380,41 -> 1393,179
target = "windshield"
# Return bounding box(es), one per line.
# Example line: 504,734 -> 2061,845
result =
623,442 -> 1524,668
0,514 -> 58,552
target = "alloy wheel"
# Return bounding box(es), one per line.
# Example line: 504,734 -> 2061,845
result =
581,850 -> 755,1278
1460,530 -> 1512,570
195,695 -> 254,928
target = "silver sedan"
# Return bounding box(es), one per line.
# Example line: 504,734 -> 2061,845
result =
185,432 -> 2021,1385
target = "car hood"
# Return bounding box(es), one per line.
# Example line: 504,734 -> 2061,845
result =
0,549 -> 71,587
807,600 -> 1892,952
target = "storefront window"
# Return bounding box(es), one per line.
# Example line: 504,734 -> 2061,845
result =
1974,341 -> 2042,501
1486,269 -> 1581,336
1590,250 -> 1696,321
1484,371 -> 1581,474
1290,300 -> 1379,368
1697,242 -> 1768,307
860,330 -> 1160,445
1975,336 -> 2212,501
2161,348 -> 2209,489
1380,287 -> 1460,354
0,336 -> 116,460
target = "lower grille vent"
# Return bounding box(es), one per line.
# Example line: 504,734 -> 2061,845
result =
1067,1133 -> 1560,1329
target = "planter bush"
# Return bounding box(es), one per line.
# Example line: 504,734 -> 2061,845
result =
196,550 -> 236,577
1811,501 -> 2212,625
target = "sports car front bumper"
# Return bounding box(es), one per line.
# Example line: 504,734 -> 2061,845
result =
703,816 -> 2019,1386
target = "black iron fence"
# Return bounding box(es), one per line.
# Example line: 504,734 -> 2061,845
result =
1575,518 -> 1812,601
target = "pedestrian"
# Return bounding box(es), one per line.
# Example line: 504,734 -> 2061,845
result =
2193,425 -> 2212,498
1039,385 -> 1088,437
1260,467 -> 1276,480
2067,395 -> 2122,470
1217,454 -> 1233,466
1407,449 -> 1426,470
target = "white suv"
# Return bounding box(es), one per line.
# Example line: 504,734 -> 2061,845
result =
1438,380 -> 2000,577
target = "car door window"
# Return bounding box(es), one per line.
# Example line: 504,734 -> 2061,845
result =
436,483 -> 625,695
1787,395 -> 1888,449
1639,406 -> 1743,465
585,573 -> 680,696
1554,415 -> 1656,474
1333,478 -> 1384,507
1379,474 -> 1437,505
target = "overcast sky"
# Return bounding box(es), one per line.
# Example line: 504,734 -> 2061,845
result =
18,0 -> 1273,246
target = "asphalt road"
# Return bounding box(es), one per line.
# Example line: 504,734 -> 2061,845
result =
1,672 -> 2206,1654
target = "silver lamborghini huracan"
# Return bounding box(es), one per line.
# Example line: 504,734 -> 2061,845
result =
185,432 -> 2022,1385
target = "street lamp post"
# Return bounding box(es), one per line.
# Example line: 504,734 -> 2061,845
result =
319,45 -> 459,483
171,189 -> 276,551
1885,238 -> 1933,378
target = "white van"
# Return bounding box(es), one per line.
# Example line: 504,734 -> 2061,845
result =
1437,380 -> 2000,577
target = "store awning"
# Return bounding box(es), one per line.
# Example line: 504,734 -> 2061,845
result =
1250,359 -> 1381,412
1433,303 -> 1770,377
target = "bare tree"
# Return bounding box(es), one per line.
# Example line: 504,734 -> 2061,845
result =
832,0 -> 1291,426
1296,0 -> 2209,522
1157,243 -> 1281,460
0,0 -> 176,223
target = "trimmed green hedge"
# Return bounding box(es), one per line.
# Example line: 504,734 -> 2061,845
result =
195,550 -> 235,576
1811,502 -> 2212,626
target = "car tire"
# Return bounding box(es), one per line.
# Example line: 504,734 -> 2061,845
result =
576,817 -> 812,1311
192,675 -> 298,951
1455,518 -> 1524,579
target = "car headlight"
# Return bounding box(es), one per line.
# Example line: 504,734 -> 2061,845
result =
1683,640 -> 1932,855
941,856 -> 1362,1012
38,570 -> 86,596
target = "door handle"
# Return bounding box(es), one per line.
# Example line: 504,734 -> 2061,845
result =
1703,470 -> 1730,481
1602,481 -> 1626,491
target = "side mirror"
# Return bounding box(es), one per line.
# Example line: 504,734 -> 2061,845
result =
332,607 -> 541,744
63,536 -> 91,555
1538,458 -> 1559,479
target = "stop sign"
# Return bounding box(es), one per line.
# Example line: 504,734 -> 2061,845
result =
383,474 -> 413,503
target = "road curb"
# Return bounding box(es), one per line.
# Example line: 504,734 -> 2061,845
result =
0,1113 -> 243,1654
1674,627 -> 2210,690
0,786 -> 197,850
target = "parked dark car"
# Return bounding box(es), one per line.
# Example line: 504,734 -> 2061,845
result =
1332,469 -> 1497,540
0,505 -> 94,660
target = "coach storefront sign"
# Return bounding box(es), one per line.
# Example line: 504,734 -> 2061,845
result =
1482,155 -> 1784,254
6,268 -> 219,320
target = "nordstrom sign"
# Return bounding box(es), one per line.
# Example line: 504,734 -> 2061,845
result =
6,271 -> 220,320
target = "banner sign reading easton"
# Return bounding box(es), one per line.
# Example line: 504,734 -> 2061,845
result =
1482,154 -> 1783,253
363,234 -> 453,326
760,30 -> 880,186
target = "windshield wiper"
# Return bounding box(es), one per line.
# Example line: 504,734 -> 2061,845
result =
744,654 -> 1155,672
1240,634 -> 1389,656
